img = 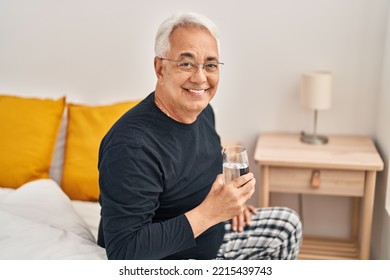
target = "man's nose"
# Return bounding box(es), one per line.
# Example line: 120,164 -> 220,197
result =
190,65 -> 208,83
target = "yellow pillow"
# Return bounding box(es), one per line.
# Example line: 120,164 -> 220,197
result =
0,95 -> 66,188
61,100 -> 139,201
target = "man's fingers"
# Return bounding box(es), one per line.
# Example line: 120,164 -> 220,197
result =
244,207 -> 252,227
229,173 -> 254,188
231,216 -> 238,231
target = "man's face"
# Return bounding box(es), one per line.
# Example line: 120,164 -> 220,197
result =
155,26 -> 220,123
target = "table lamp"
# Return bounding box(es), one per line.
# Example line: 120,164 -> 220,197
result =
300,70 -> 332,145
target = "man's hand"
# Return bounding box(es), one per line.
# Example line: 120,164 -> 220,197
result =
231,205 -> 257,232
185,173 -> 256,238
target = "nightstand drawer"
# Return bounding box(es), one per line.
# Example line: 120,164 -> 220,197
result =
269,167 -> 365,196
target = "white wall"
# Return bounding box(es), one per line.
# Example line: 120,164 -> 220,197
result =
1,0 -> 389,258
372,1 -> 390,260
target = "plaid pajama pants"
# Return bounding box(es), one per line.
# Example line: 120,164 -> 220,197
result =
215,207 -> 303,260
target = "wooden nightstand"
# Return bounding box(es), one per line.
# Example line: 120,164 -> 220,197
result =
254,132 -> 383,260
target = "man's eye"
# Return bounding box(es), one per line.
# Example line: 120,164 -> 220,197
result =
179,62 -> 195,69
205,63 -> 218,71
206,63 -> 218,69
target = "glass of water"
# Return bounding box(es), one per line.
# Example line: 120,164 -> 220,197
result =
222,145 -> 249,185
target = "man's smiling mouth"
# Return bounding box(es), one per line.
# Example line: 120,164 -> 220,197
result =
184,88 -> 209,94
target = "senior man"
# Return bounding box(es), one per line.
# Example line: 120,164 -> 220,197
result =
97,12 -> 302,260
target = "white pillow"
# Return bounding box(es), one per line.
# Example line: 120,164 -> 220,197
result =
49,109 -> 67,185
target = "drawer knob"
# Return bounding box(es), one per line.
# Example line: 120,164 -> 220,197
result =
311,170 -> 321,188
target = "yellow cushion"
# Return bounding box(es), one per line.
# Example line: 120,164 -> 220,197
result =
0,95 -> 66,188
61,100 -> 139,201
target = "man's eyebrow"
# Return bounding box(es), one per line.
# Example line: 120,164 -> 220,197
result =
179,52 -> 195,59
178,52 -> 219,61
205,56 -> 219,62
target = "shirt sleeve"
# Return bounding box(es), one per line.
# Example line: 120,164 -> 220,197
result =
98,142 -> 196,259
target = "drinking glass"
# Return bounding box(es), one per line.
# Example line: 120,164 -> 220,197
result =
222,145 -> 249,185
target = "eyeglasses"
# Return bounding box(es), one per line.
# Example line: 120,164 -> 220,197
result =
160,57 -> 224,73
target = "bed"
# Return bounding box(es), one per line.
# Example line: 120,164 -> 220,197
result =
0,94 -> 139,259
0,180 -> 106,259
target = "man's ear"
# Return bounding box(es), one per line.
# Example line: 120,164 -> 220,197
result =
154,57 -> 164,80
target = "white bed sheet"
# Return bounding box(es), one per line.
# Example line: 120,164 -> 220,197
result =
71,200 -> 101,241
0,179 -> 107,259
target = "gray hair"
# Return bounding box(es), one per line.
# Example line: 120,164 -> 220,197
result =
154,12 -> 220,58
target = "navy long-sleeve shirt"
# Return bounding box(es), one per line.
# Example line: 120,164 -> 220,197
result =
97,92 -> 224,259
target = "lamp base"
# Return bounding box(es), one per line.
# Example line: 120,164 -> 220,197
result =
300,131 -> 328,145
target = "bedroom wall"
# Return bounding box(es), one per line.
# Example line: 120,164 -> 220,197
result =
0,0 -> 389,258
372,1 -> 390,260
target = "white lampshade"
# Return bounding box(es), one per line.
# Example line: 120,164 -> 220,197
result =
300,70 -> 332,110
